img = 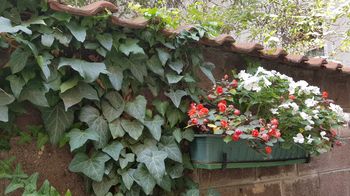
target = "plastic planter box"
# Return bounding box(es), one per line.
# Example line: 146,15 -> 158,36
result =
190,134 -> 309,170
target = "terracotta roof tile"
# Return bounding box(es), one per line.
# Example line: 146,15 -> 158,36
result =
47,1 -> 350,75
48,0 -> 117,16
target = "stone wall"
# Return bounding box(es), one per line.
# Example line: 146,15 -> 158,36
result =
194,48 -> 350,196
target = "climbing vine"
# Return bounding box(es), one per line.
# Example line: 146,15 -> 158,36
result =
0,0 -> 215,195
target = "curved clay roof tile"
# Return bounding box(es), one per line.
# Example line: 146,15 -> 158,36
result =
48,0 -> 118,16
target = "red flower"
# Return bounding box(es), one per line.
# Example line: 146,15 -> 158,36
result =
235,129 -> 243,135
268,129 -> 276,136
231,79 -> 238,88
191,118 -> 198,125
188,108 -> 197,117
289,95 -> 296,100
322,91 -> 328,99
234,109 -> 240,116
221,120 -> 229,128
275,131 -> 281,138
218,103 -> 227,113
251,129 -> 259,137
232,134 -> 240,141
271,118 -> 279,126
216,86 -> 224,95
261,133 -> 270,141
224,74 -> 229,80
265,146 -> 272,154
203,119 -> 209,124
331,130 -> 337,137
196,104 -> 204,110
199,107 -> 209,116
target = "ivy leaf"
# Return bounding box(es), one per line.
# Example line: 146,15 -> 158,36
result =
166,107 -> 183,128
107,66 -> 123,91
60,76 -> 80,93
69,152 -> 110,182
60,82 -> 99,110
19,81 -> 49,107
101,91 -> 125,122
102,141 -> 123,161
0,106 -> 9,122
121,119 -> 144,140
165,89 -> 187,108
67,128 -> 99,151
92,176 -> 118,196
167,163 -> 184,179
166,73 -> 184,84
152,100 -> 169,117
58,58 -> 108,83
157,175 -> 171,192
169,60 -> 184,74
159,136 -> 182,163
80,106 -> 110,149
53,31 -> 72,46
133,163 -> 156,195
121,169 -> 135,190
37,52 -> 53,80
172,128 -> 182,143
126,55 -> 148,83
0,16 -> 31,34
0,88 -> 15,106
144,115 -> 164,141
7,48 -> 31,74
42,103 -> 74,145
137,149 -> 167,182
66,21 -> 86,42
97,33 -> 113,51
41,34 -> 54,47
199,62 -> 216,85
119,153 -> 135,169
184,189 -> 200,196
182,129 -> 195,141
6,75 -> 25,98
119,38 -> 144,56
125,95 -> 147,122
147,55 -> 164,76
156,48 -> 170,66
109,119 -> 125,139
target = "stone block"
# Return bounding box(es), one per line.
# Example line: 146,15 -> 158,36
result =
319,170 -> 350,196
256,165 -> 297,181
201,182 -> 281,196
282,175 -> 320,196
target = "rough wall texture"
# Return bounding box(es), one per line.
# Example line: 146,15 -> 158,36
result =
193,48 -> 350,196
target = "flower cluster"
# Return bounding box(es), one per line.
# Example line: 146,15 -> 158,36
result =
187,67 -> 348,155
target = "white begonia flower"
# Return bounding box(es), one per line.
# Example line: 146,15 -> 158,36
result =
312,110 -> 319,119
320,131 -> 329,141
293,133 -> 305,143
300,112 -> 314,125
270,108 -> 279,115
242,75 -> 261,92
305,125 -> 313,131
305,98 -> 318,107
329,103 -> 347,120
279,102 -> 299,114
261,76 -> 272,86
306,135 -> 314,144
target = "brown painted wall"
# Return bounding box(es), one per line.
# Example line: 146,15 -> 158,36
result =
193,48 -> 350,196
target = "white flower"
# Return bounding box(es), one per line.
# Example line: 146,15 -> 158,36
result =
279,102 -> 299,114
312,110 -> 319,119
330,103 -> 346,119
305,98 -> 318,107
306,135 -> 314,144
293,133 -> 305,143
241,75 -> 261,92
270,108 -> 279,114
320,131 -> 329,141
305,125 -> 313,131
300,112 -> 314,125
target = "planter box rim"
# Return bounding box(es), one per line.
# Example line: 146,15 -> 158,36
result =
194,134 -> 222,138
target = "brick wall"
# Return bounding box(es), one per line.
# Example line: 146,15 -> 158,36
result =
194,48 -> 350,196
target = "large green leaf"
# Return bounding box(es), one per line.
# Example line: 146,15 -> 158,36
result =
156,48 -> 170,66
0,88 -> 15,106
101,91 -> 125,122
107,66 -> 123,91
165,89 -> 187,108
0,106 -> 9,122
41,33 -> 55,47
133,164 -> 156,195
79,106 -> 110,149
58,58 -> 108,83
92,176 -> 118,196
119,38 -> 145,56
69,152 -> 110,182
66,21 -> 86,42
125,95 -> 147,122
166,73 -> 184,84
121,169 -> 135,190
121,119 -> 144,140
60,76 -> 80,93
159,136 -> 182,163
0,16 -> 31,34
109,119 -> 125,139
152,100 -> 169,117
60,82 -> 99,110
41,103 -> 74,145
167,163 -> 184,179
144,115 -> 164,141
199,62 -> 216,85
97,33 -> 113,51
102,141 -> 123,161
67,128 -> 99,151
126,55 -> 148,83
37,52 -> 53,80
19,81 -> 49,107
119,153 -> 135,169
147,55 -> 164,76
136,149 -> 167,181
6,75 -> 25,98
7,48 -> 31,74
157,175 -> 172,192
169,60 -> 184,74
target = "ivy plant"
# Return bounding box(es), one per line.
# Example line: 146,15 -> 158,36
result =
0,0 -> 215,195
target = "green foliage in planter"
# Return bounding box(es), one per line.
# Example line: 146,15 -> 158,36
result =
0,0 -> 214,195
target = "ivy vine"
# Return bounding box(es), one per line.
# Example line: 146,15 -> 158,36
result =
0,0 -> 215,195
